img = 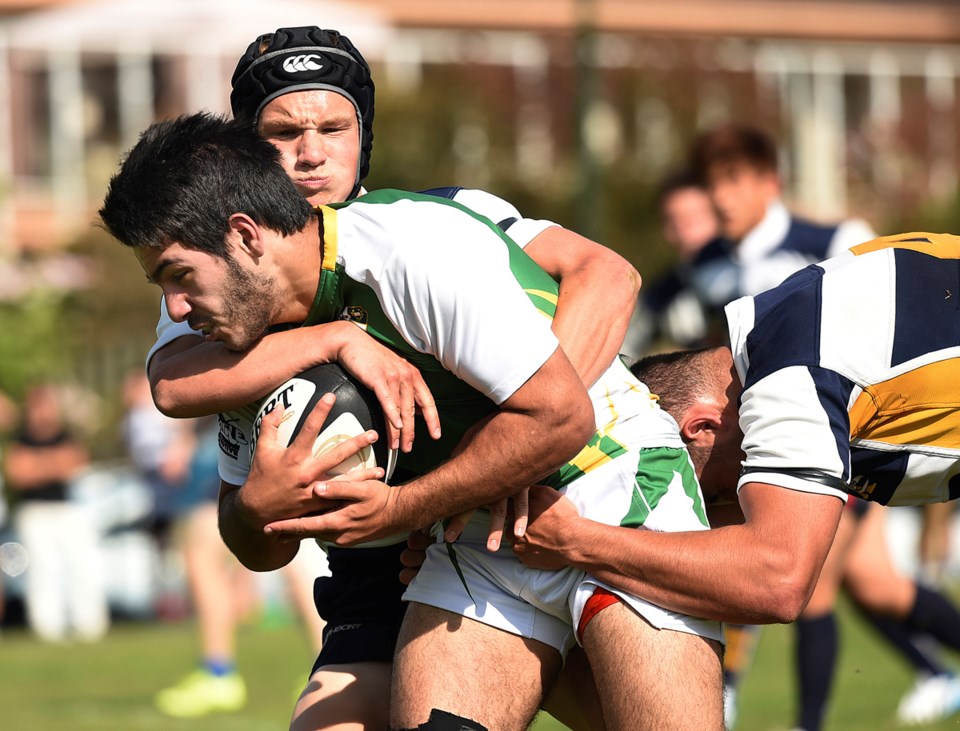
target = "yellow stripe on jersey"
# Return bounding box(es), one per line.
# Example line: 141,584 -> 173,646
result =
848,358 -> 960,449
850,232 -> 960,260
317,205 -> 339,272
523,288 -> 559,306
567,432 -> 629,475
523,288 -> 559,321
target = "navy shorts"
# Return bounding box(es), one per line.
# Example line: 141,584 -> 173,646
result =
310,541 -> 408,672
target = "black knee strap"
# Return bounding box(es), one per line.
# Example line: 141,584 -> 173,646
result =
391,708 -> 489,731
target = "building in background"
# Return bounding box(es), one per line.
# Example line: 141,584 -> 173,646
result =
0,0 -> 956,249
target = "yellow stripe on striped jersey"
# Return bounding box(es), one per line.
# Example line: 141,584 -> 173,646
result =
524,288 -> 559,306
850,232 -> 960,260
848,358 -> 960,450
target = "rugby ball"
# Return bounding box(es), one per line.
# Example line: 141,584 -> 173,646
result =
251,363 -> 397,482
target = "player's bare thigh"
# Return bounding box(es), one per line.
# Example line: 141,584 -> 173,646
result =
290,662 -> 391,731
802,506 -> 858,616
842,503 -> 915,615
582,601 -> 723,731
392,602 -> 563,731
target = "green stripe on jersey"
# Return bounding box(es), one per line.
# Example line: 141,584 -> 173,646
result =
624,447 -> 708,529
542,432 -> 630,488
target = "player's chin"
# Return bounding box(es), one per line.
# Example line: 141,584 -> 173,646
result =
223,330 -> 264,353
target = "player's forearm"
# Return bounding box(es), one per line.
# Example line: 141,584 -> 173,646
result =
566,520 -> 806,624
550,518 -> 809,624
530,484 -> 843,624
552,253 -> 640,388
149,325 -> 351,417
218,484 -> 299,572
396,400 -> 594,531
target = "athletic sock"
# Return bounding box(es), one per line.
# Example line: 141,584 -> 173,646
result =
854,603 -> 945,676
203,658 -> 236,677
905,586 -> 960,653
795,612 -> 838,731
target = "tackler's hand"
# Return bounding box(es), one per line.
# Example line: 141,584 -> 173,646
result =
511,485 -> 579,571
335,325 -> 441,453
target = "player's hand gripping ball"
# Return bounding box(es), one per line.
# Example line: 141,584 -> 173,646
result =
252,363 -> 398,482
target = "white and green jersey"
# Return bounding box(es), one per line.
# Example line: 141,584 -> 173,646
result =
213,190 -> 698,529
305,188 -> 564,477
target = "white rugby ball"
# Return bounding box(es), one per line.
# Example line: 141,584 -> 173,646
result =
252,363 -> 397,482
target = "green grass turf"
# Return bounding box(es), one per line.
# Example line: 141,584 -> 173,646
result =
1,596 -> 958,730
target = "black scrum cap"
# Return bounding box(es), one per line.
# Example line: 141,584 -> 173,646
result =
230,27 -> 375,186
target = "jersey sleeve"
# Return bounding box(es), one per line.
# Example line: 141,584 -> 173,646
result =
216,410 -> 255,485
725,292 -> 851,502
145,297 -> 203,369
450,188 -> 557,249
340,197 -> 561,405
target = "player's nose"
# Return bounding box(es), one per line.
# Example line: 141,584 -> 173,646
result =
298,131 -> 327,165
164,292 -> 191,323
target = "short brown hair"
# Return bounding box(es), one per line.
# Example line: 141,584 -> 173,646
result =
691,123 -> 778,182
630,347 -> 722,420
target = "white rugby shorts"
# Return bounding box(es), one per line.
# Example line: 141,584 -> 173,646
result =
402,445 -> 724,656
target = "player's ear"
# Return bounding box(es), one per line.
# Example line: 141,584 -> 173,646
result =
678,400 -> 723,446
228,213 -> 266,258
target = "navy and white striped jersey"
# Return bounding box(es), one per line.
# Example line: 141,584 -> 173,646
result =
726,232 -> 960,506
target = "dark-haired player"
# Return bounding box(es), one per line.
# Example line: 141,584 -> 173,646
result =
142,27 -> 641,728
102,111 -> 725,731
687,122 -> 874,307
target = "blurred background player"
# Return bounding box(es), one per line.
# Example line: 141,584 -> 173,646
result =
801,498 -> 960,729
623,169 -> 726,357
4,382 -> 108,642
918,502 -> 957,588
134,399 -> 327,718
688,121 -> 875,307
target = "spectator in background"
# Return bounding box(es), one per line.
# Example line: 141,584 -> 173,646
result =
5,382 -> 108,642
0,388 -> 17,628
120,369 -> 195,618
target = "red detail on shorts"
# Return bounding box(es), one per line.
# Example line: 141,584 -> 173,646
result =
577,586 -> 622,641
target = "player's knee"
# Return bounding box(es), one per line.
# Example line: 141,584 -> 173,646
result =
391,708 -> 489,731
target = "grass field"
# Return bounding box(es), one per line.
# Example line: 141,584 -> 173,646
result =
1,596 -> 958,731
